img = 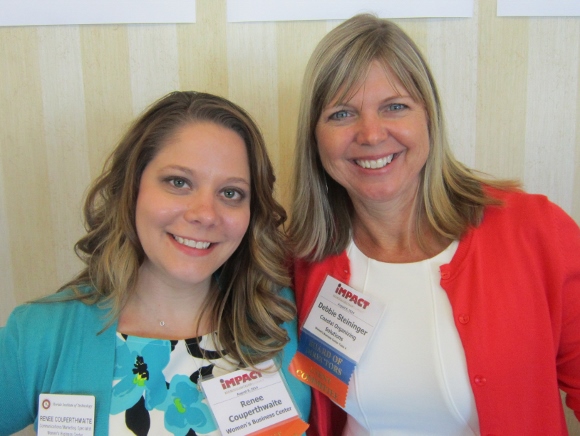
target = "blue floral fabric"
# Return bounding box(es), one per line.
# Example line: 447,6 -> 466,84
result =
110,333 -> 232,436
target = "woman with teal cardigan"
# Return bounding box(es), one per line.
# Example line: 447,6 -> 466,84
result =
0,91 -> 310,435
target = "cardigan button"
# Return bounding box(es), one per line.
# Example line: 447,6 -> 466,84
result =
440,271 -> 450,279
474,375 -> 487,386
458,314 -> 470,324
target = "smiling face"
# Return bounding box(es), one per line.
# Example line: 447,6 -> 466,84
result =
135,121 -> 251,293
315,60 -> 430,211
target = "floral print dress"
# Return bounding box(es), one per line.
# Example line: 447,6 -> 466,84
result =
110,332 -> 238,435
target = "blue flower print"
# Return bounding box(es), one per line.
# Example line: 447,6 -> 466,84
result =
163,374 -> 217,435
110,335 -> 171,414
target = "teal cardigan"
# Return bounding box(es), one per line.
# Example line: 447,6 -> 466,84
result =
0,288 -> 310,435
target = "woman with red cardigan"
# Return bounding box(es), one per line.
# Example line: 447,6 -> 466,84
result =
289,14 -> 580,436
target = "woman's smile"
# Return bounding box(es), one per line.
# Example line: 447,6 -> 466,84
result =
171,234 -> 212,250
354,152 -> 398,169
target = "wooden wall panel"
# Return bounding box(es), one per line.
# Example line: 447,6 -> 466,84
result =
0,28 -> 59,304
0,159 -> 16,323
1,1 -> 579,434
424,14 -> 480,167
80,25 -> 134,178
475,1 -> 528,181
177,0 -> 228,95
523,18 -> 579,211
227,22 -> 279,169
276,21 -> 328,207
37,26 -> 91,284
127,25 -> 181,115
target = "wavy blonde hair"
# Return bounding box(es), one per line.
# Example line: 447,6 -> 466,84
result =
59,91 -> 294,366
289,14 -> 518,261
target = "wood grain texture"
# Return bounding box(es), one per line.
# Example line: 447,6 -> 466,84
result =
1,1 -> 579,433
37,26 -> 91,285
127,24 -> 181,115
177,0 -> 229,96
227,21 -> 279,168
475,0 -> 529,181
0,27 -> 59,303
523,18 -> 579,210
80,25 -> 134,178
276,20 -> 328,208
423,16 -> 479,168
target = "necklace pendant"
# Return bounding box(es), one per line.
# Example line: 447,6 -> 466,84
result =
159,321 -> 165,327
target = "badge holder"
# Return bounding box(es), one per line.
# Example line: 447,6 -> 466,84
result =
199,360 -> 309,436
37,394 -> 95,436
289,275 -> 385,407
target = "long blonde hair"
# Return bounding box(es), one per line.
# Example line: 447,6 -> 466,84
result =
60,91 -> 294,366
289,14 -> 518,261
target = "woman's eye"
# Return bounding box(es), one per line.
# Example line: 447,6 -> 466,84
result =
387,103 -> 407,111
167,177 -> 188,189
223,188 -> 243,200
329,110 -> 350,120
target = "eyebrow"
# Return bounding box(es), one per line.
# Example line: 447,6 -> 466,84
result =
226,177 -> 251,187
163,165 -> 251,187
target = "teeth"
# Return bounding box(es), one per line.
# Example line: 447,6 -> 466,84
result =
356,154 -> 394,169
173,235 -> 211,249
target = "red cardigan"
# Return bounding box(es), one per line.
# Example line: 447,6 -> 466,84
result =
294,190 -> 580,436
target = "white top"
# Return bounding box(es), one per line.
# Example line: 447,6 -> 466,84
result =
343,240 -> 480,436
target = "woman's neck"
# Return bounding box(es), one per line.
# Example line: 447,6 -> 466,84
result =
352,198 -> 450,263
117,266 -> 213,340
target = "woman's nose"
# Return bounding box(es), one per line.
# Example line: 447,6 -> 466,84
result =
183,192 -> 217,225
356,113 -> 388,146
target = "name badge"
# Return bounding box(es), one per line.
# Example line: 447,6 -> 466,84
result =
290,275 -> 385,407
200,360 -> 308,435
38,394 -> 95,436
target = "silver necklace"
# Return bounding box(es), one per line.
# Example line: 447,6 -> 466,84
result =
134,291 -> 166,327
